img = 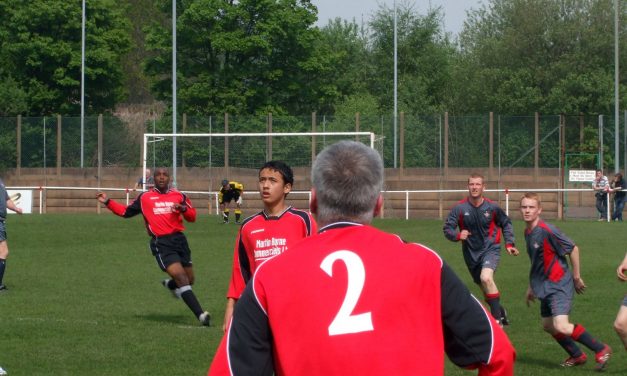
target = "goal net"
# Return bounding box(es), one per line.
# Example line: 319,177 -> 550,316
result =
142,131 -> 380,187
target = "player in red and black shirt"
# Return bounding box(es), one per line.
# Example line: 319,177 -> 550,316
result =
208,141 -> 515,376
97,167 -> 211,326
221,161 -> 316,331
520,192 -> 611,370
443,174 -> 519,326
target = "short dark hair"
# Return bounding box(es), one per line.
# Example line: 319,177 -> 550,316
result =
260,161 -> 294,186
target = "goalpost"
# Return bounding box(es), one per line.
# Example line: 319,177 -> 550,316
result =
142,131 -> 379,189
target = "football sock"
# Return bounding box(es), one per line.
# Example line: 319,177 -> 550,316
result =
553,333 -> 584,357
0,258 -> 6,285
179,285 -> 204,317
485,293 -> 501,320
166,279 -> 177,290
235,210 -> 242,222
223,209 -> 230,222
572,324 -> 605,352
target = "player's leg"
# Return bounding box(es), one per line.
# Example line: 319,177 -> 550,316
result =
220,201 -> 229,223
0,241 -> 8,290
165,262 -> 210,325
0,222 -> 9,290
543,314 -> 586,366
614,298 -> 627,350
234,197 -> 242,223
152,236 -> 210,325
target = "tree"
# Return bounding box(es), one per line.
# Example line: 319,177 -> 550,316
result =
144,0 -> 334,117
452,0 -> 627,115
0,0 -> 131,115
367,1 -> 454,115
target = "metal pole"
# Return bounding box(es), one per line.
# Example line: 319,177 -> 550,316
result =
393,0 -> 398,168
615,0 -> 620,173
172,0 -> 177,186
80,0 -> 85,168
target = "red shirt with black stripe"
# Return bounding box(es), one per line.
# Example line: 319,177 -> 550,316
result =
105,188 -> 196,237
209,222 -> 516,376
226,206 -> 316,300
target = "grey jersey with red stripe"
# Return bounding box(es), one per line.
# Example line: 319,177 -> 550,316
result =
524,220 -> 575,299
443,198 -> 515,265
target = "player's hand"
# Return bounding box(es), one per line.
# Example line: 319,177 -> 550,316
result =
506,246 -> 519,256
14,207 -> 23,215
573,277 -> 586,294
96,192 -> 108,203
459,230 -> 470,240
171,203 -> 186,212
617,265 -> 627,281
525,287 -> 536,307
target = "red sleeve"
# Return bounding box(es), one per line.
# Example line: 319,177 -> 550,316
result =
106,199 -> 131,217
181,194 -> 196,222
478,324 -> 516,376
227,230 -> 246,299
207,335 -> 230,375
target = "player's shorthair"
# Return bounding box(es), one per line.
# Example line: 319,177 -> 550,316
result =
520,192 -> 541,206
312,141 -> 383,224
260,160 -> 294,186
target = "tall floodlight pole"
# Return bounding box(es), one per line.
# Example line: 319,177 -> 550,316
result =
172,0 -> 178,185
393,0 -> 398,168
614,0 -> 620,173
80,0 -> 86,168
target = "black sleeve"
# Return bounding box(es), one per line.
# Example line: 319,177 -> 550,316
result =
122,193 -> 143,218
227,282 -> 274,376
441,262 -> 496,367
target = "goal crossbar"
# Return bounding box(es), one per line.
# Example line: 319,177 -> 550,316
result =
144,131 -> 375,148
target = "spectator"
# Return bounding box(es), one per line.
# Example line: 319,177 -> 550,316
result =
610,172 -> 625,221
134,168 -> 154,191
592,169 -> 610,221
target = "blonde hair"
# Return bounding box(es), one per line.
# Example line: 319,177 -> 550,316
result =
520,192 -> 541,207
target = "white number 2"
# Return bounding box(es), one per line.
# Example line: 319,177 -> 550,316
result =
320,250 -> 374,336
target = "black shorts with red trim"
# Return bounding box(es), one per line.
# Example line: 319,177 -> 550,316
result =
149,232 -> 192,271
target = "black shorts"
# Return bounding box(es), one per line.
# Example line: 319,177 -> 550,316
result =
220,190 -> 240,204
149,232 -> 192,271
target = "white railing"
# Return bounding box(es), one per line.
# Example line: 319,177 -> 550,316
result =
6,186 -> 611,221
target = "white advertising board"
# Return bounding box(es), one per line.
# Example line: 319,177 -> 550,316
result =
569,170 -> 596,183
7,190 -> 33,214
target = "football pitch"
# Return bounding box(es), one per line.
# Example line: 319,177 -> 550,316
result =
1,213 -> 626,375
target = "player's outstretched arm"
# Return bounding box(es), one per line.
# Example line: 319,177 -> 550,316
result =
97,192 -> 141,218
6,198 -> 22,214
617,252 -> 627,281
441,263 -> 516,375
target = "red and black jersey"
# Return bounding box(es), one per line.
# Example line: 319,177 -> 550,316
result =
105,188 -> 196,237
443,198 -> 515,264
209,222 -> 516,376
226,206 -> 317,300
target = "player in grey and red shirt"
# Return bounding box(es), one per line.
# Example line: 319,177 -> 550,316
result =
209,141 -> 515,376
443,174 -> 519,325
520,192 -> 611,370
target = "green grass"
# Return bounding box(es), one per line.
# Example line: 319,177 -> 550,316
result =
1,214 -> 626,375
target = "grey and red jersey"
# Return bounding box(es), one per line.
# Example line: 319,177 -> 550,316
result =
443,198 -> 515,264
523,220 -> 575,299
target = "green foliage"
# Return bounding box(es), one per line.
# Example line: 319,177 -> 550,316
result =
452,0 -> 626,115
144,0 -> 331,117
0,0 -> 131,115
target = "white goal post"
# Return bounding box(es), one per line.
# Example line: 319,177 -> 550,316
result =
142,131 -> 378,188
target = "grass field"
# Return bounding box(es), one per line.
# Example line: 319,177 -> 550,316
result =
0,213 -> 626,375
